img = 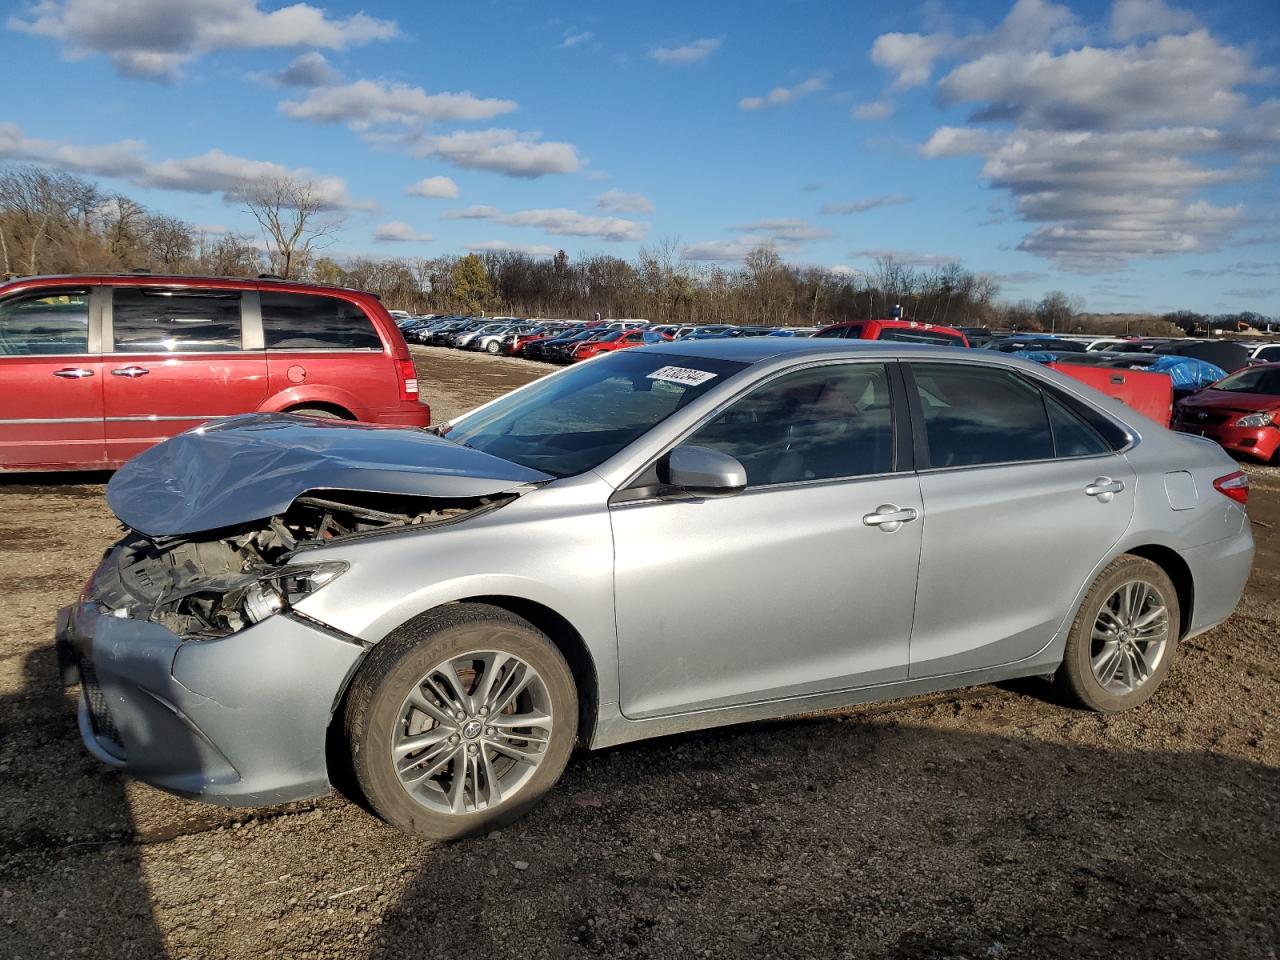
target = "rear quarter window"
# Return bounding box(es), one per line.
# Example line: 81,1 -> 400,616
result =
0,288 -> 90,355
261,292 -> 383,350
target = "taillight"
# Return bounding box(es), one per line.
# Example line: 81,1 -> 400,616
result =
1213,470 -> 1249,505
396,358 -> 419,401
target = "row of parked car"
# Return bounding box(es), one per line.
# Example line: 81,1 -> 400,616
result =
395,314 -> 822,363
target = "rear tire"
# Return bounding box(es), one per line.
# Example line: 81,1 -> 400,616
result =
1054,555 -> 1179,712
344,603 -> 577,838
485,340 -> 501,354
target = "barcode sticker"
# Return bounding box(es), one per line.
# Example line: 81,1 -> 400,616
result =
647,366 -> 718,387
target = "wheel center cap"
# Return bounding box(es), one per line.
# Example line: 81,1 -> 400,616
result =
462,719 -> 483,740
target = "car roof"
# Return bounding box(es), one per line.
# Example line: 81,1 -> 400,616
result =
0,272 -> 379,298
637,336 -> 967,364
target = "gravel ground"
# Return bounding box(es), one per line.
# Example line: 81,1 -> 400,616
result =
0,346 -> 1276,960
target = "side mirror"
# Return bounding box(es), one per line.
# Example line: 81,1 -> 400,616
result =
660,445 -> 747,498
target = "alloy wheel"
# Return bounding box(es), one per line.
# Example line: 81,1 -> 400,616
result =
391,650 -> 554,815
1089,580 -> 1170,695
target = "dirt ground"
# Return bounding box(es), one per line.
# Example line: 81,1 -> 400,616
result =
1,345 -> 1276,960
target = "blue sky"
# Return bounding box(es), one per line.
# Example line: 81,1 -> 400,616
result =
1,0 -> 1277,314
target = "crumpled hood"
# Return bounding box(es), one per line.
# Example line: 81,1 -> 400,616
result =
107,414 -> 552,537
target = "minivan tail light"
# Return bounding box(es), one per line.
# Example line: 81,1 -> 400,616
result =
396,358 -> 419,401
1212,470 -> 1249,505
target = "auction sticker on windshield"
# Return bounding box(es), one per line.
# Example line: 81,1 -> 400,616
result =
648,366 -> 718,387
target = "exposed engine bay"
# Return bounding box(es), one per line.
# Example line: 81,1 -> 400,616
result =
89,491 -> 501,640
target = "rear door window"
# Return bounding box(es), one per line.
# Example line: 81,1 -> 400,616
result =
260,292 -> 382,350
910,363 -> 1054,467
0,288 -> 90,355
111,287 -> 241,353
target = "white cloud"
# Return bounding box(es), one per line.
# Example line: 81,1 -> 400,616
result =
443,205 -> 502,220
820,194 -> 912,215
1109,0 -> 1198,41
560,30 -> 593,49
596,188 -> 655,214
404,129 -> 581,178
731,218 -> 832,242
937,31 -> 1258,130
851,98 -> 894,121
871,32 -> 952,90
444,205 -> 647,242
281,79 -> 516,128
405,175 -> 459,199
269,51 -> 339,88
648,37 -> 720,65
0,121 -> 370,209
9,0 -> 399,81
681,238 -> 775,263
850,248 -> 961,267
192,223 -> 228,235
374,221 -> 432,243
467,240 -> 559,257
740,73 -> 826,111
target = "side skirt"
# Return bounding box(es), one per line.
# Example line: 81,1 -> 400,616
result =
587,647 -> 1063,750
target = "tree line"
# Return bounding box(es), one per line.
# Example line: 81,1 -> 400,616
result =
1,164 -> 1268,334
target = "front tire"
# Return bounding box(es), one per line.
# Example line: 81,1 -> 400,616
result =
1055,555 -> 1179,712
344,604 -> 578,838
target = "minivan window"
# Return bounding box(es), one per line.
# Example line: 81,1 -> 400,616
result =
111,287 -> 241,353
687,362 -> 895,485
911,363 -> 1054,467
0,289 -> 90,355
260,292 -> 382,350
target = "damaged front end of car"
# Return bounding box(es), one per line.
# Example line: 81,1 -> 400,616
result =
56,413 -> 554,805
91,490 -> 503,641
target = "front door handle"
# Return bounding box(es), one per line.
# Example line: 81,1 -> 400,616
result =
53,367 -> 94,379
111,366 -> 150,378
862,504 -> 919,533
1085,477 -> 1125,502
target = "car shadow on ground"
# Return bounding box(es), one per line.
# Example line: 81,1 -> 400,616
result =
361,712 -> 1280,960
0,647 -> 168,957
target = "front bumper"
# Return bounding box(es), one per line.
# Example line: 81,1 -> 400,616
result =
1173,421 -> 1280,461
56,601 -> 366,807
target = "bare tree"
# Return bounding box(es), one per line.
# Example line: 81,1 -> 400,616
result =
243,176 -> 345,279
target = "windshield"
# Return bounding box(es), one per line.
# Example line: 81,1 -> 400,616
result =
445,351 -> 747,477
1212,367 -> 1280,395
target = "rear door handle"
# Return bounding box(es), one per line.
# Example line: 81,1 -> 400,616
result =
53,367 -> 94,379
1085,477 -> 1125,502
862,504 -> 919,532
111,366 -> 150,377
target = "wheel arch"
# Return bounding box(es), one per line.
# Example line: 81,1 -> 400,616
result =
461,595 -> 600,748
1123,544 -> 1195,639
282,400 -> 356,420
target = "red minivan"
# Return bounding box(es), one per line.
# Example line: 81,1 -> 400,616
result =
0,274 -> 429,472
815,318 -> 970,347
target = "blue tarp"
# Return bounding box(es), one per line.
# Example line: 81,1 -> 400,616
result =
1147,355 -> 1226,390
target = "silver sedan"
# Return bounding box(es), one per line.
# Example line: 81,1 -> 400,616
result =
57,339 -> 1254,836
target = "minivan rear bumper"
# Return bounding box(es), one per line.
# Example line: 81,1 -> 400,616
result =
372,402 -> 432,428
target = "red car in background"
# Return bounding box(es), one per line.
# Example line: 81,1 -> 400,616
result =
1174,363 -> 1280,463
571,327 -> 672,361
0,273 -> 429,472
814,318 -> 970,348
